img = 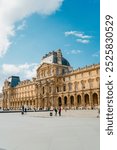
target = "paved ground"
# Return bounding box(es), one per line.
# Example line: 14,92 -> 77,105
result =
0,110 -> 100,150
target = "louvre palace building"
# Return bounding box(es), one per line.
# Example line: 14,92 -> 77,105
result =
2,49 -> 100,110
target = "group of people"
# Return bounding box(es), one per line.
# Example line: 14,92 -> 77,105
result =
21,105 -> 62,116
50,107 -> 62,116
54,107 -> 62,116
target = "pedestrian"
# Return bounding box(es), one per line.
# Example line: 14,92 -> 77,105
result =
24,107 -> 27,113
21,105 -> 24,115
54,108 -> 57,116
58,107 -> 61,116
50,110 -> 53,116
97,108 -> 100,118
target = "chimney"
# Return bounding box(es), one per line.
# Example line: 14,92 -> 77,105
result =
57,49 -> 62,65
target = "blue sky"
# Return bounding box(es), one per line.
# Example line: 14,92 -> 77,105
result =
0,0 -> 100,91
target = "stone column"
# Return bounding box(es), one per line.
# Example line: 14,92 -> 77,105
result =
73,82 -> 76,92
62,96 -> 64,109
34,98 -> 37,109
50,96 -> 53,107
38,97 -> 41,109
14,100 -> 17,110
35,84 -> 38,109
46,97 -> 49,109
74,94 -> 77,109
66,83 -> 69,92
81,93 -> 85,108
7,92 -> 10,109
90,92 -> 93,109
97,91 -> 100,106
67,95 -> 71,109
89,92 -> 92,109
44,98 -> 46,109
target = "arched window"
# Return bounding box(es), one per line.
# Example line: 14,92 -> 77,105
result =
93,93 -> 98,106
77,95 -> 81,106
84,94 -> 89,106
70,96 -> 74,106
64,96 -> 67,106
58,97 -> 62,106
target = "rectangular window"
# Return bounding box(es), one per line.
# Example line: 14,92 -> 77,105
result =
57,87 -> 59,92
69,83 -> 72,91
62,69 -> 65,74
63,85 -> 66,91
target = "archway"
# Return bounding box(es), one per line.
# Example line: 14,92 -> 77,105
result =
84,94 -> 89,106
33,100 -> 35,106
41,98 -> 45,109
77,95 -> 81,106
70,96 -> 74,106
58,97 -> 62,106
30,100 -> 32,106
93,93 -> 98,106
64,96 -> 67,106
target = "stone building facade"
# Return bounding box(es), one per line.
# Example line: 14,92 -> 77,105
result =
2,49 -> 100,110
0,93 -> 3,109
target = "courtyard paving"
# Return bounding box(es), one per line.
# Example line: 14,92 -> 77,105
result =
0,110 -> 100,150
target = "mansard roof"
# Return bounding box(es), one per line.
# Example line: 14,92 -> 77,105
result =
8,76 -> 20,87
41,49 -> 70,67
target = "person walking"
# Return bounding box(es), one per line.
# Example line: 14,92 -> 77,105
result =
54,108 -> 57,116
24,107 -> 27,113
58,107 -> 61,116
97,108 -> 100,118
21,105 -> 24,115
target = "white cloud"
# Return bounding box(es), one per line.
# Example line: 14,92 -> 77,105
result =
65,30 -> 92,44
2,64 -> 20,74
0,63 -> 39,92
66,50 -> 82,54
2,63 -> 38,78
17,20 -> 27,31
65,31 -> 92,39
25,65 -> 38,79
76,39 -> 89,44
0,0 -> 63,57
